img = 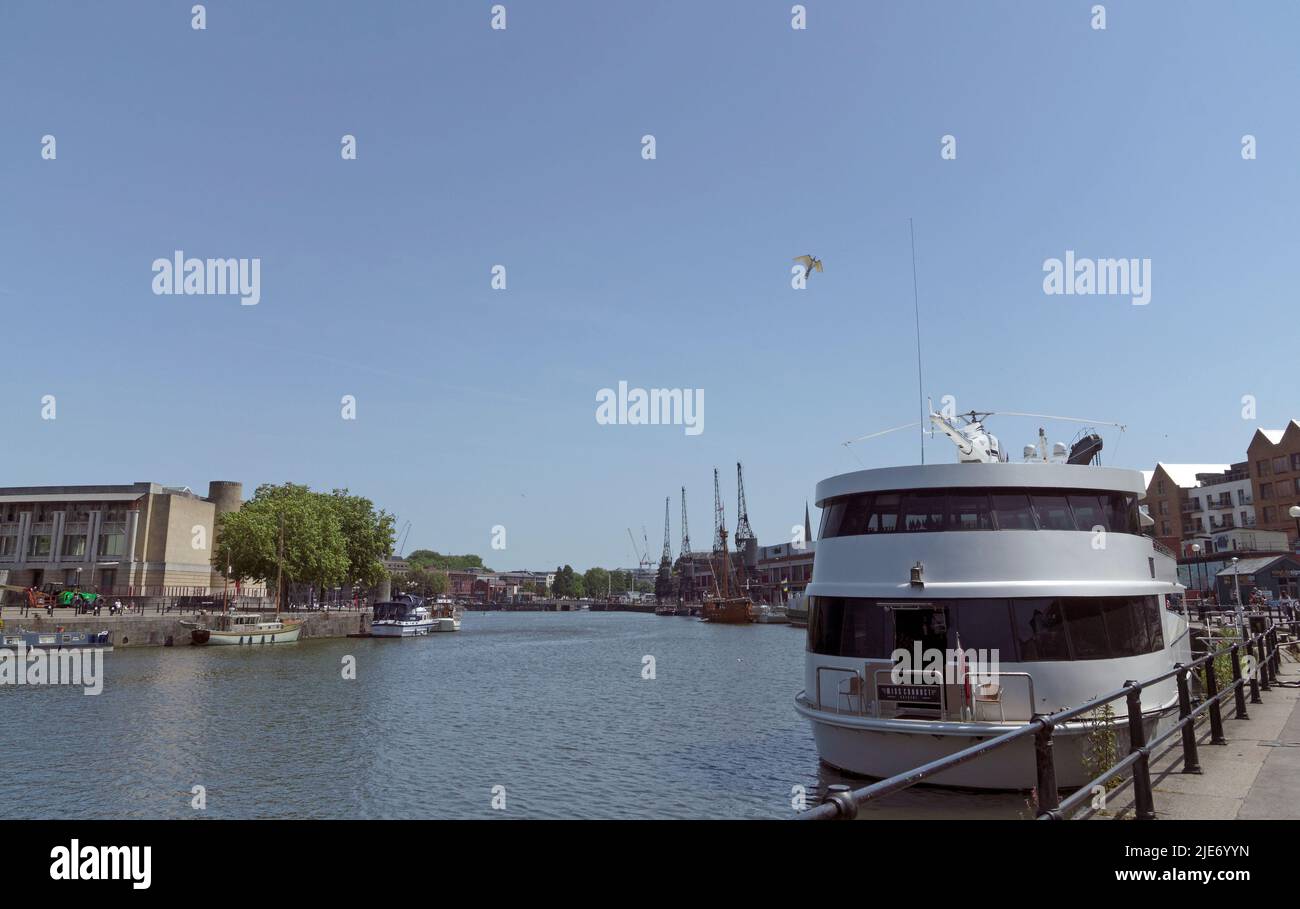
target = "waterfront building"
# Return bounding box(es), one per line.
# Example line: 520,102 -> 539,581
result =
0,480 -> 247,596
1141,463 -> 1231,554
750,540 -> 816,604
1247,421 -> 1300,549
1213,554 -> 1300,605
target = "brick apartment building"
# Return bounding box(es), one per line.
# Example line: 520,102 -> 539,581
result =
1248,420 -> 1300,546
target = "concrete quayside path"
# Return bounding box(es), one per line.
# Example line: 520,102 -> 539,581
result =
1098,653 -> 1300,820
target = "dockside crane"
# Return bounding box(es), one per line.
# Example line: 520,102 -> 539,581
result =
735,462 -> 755,547
655,498 -> 674,601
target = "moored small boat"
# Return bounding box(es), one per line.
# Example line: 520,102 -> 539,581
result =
2,629 -> 113,651
195,614 -> 303,646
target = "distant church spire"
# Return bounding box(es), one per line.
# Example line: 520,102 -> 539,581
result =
805,502 -> 814,544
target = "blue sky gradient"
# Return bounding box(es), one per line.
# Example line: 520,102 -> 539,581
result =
3,1 -> 1298,570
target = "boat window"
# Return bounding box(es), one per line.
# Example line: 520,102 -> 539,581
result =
807,597 -> 889,658
819,488 -> 1144,537
1103,493 -> 1137,534
1063,599 -> 1108,659
899,491 -> 946,532
809,595 -> 1167,661
1100,596 -> 1145,654
1031,494 -> 1075,531
1067,494 -> 1108,532
990,493 -> 1036,530
1144,597 -> 1165,651
948,493 -> 993,530
1010,598 -> 1070,660
952,599 -> 1016,654
837,494 -> 874,536
865,493 -> 899,533
819,499 -> 848,539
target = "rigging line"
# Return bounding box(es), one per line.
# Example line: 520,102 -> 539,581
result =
909,218 -> 925,465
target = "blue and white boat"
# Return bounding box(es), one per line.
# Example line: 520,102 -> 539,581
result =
1,629 -> 113,651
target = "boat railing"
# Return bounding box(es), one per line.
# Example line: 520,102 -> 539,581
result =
958,671 -> 1037,723
871,668 -> 948,719
799,618 -> 1294,820
814,665 -> 865,715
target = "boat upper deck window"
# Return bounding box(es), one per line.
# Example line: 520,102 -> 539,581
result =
900,491 -> 946,532
949,493 -> 994,530
1031,494 -> 1074,531
990,493 -> 1035,529
820,488 -> 1141,538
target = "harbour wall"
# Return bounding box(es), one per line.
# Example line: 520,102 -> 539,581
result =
3,609 -> 370,648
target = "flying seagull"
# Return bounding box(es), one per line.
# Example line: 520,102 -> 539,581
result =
793,255 -> 823,279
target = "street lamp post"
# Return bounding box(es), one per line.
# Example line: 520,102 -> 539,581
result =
1289,505 -> 1300,553
1191,543 -> 1204,623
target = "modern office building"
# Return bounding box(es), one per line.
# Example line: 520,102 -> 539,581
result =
0,480 -> 244,595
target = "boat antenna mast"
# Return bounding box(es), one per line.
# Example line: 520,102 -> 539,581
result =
712,467 -> 729,598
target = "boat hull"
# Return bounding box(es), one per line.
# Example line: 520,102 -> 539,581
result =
203,623 -> 302,646
371,620 -> 435,637
795,697 -> 1176,789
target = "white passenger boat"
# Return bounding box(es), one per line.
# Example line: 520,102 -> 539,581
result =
794,410 -> 1191,789
429,596 -> 461,632
196,614 -> 303,646
371,594 -> 436,637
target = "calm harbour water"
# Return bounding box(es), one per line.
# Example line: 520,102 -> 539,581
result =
0,612 -> 1025,819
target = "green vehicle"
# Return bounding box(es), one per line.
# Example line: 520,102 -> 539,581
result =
50,586 -> 101,609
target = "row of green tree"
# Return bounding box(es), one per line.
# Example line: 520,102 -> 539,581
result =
212,483 -> 396,602
551,565 -> 653,599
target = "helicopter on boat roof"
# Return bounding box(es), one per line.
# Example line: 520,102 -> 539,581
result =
845,405 -> 1124,467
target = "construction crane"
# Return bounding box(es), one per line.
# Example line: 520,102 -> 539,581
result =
734,462 -> 755,546
655,497 -> 674,600
627,527 -> 652,573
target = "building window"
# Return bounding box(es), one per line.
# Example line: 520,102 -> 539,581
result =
1274,456 -> 1289,474
1264,506 -> 1278,523
28,535 -> 52,558
61,534 -> 87,558
99,569 -> 116,590
1157,480 -> 1166,495
1262,483 -> 1274,500
0,536 -> 15,557
1258,459 -> 1271,477
1292,453 -> 1300,472
97,532 -> 125,558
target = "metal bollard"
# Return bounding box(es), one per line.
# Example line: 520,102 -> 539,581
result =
1256,633 -> 1271,692
1125,682 -> 1156,820
1231,644 -> 1250,718
1175,665 -> 1201,773
1204,656 -> 1227,745
1034,717 -> 1060,817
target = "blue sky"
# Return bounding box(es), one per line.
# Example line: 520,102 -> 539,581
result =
2,1 -> 1298,571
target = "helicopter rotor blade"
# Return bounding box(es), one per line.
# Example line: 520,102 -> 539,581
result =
843,420 -> 925,447
990,411 -> 1127,432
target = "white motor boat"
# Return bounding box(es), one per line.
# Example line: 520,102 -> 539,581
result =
371,594 -> 435,637
429,596 -> 462,632
194,614 -> 303,646
795,410 -> 1191,789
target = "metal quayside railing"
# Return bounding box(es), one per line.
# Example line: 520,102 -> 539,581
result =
799,616 -> 1295,820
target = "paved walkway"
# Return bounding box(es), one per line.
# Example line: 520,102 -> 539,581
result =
1100,650 -> 1300,819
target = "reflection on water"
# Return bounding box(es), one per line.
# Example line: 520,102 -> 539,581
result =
0,612 -> 1025,819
